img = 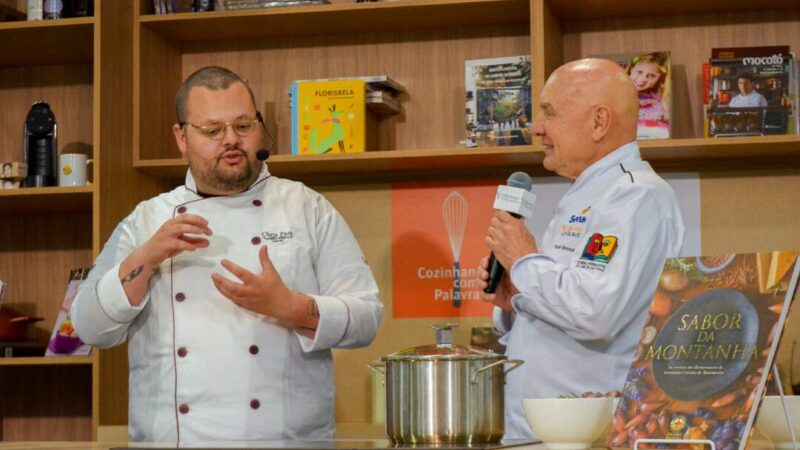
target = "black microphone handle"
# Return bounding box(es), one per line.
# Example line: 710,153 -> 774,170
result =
484,252 -> 504,294
483,211 -> 523,294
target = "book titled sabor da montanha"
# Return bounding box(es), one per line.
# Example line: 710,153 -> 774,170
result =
607,251 -> 799,450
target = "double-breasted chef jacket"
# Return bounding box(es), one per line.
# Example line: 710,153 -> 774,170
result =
71,165 -> 383,443
494,142 -> 685,439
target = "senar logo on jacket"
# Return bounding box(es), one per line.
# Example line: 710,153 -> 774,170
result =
580,233 -> 619,263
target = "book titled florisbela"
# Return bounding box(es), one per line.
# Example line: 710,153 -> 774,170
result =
606,251 -> 799,450
290,79 -> 366,155
464,55 -> 532,147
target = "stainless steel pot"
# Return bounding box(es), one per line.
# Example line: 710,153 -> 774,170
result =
369,324 -> 523,444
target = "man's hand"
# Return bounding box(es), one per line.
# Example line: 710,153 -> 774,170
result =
211,245 -> 318,336
485,210 -> 539,269
478,255 -> 519,311
139,214 -> 212,266
120,214 -> 212,306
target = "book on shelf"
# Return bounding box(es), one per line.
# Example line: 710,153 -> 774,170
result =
602,51 -> 672,140
703,46 -> 798,137
606,251 -> 799,450
366,90 -> 402,115
290,79 -> 366,155
45,267 -> 93,357
293,75 -> 406,94
464,55 -> 532,148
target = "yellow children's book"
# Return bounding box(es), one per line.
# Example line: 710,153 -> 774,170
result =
291,79 -> 366,155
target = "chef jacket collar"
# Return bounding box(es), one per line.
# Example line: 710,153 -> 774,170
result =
570,141 -> 644,192
184,162 -> 271,196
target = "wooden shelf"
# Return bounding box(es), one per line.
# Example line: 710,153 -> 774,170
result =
545,0 -> 799,21
0,185 -> 94,214
0,17 -> 94,67
0,355 -> 94,367
134,135 -> 800,183
138,0 -> 529,41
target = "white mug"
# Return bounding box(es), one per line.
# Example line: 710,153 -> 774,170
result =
58,153 -> 93,186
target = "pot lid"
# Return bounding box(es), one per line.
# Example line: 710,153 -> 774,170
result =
380,324 -> 505,361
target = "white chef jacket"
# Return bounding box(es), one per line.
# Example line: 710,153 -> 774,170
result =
495,142 -> 685,439
71,165 -> 382,443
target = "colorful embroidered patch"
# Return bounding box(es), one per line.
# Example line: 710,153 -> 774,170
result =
580,232 -> 619,263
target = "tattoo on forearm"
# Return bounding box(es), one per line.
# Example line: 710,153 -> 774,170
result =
121,265 -> 144,285
307,299 -> 320,318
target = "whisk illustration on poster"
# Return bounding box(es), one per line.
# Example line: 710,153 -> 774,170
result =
442,191 -> 468,308
392,180 -> 499,318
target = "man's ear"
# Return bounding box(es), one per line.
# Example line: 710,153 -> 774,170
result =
173,124 -> 188,158
590,105 -> 612,142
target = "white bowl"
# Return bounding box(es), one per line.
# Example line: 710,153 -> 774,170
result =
756,395 -> 800,449
523,397 -> 617,450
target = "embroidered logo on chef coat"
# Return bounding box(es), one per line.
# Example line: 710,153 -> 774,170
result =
560,207 -> 591,238
576,232 -> 618,271
262,230 -> 294,242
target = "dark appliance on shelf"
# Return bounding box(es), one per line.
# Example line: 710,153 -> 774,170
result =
23,101 -> 58,187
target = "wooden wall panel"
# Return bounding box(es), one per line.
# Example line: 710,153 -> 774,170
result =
172,25 -> 530,159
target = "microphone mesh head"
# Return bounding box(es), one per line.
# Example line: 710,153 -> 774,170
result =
507,171 -> 533,191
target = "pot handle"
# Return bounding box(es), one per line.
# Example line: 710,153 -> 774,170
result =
471,359 -> 524,384
367,362 -> 385,376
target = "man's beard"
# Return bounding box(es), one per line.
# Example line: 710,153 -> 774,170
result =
189,148 -> 260,194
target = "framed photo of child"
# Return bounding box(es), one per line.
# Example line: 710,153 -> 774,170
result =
600,51 -> 672,140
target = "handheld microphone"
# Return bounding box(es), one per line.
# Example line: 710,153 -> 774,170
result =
484,172 -> 535,294
255,111 -> 275,162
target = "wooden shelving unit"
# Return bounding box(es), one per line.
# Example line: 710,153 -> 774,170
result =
131,0 -> 800,187
0,9 -> 98,440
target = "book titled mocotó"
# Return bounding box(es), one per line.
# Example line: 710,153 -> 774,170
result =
606,252 -> 799,450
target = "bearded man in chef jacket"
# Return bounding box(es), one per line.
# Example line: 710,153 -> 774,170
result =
71,66 -> 383,443
478,59 -> 685,440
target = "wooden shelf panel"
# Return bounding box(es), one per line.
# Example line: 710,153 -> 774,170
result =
135,146 -> 541,183
0,185 -> 94,214
0,18 -> 94,67
138,0 -> 529,41
546,0 -> 799,22
134,136 -> 800,183
0,355 -> 94,366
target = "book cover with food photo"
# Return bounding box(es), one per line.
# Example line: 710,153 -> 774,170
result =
45,268 -> 92,356
606,252 -> 799,450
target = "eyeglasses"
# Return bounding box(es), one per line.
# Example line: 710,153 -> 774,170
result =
181,117 -> 261,140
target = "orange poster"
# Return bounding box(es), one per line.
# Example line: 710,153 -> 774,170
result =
392,180 -> 501,318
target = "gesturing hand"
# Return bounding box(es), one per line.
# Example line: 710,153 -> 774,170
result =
211,245 -> 314,332
140,214 -> 212,267
120,214 -> 212,307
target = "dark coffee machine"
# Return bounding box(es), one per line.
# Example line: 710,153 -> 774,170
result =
23,102 -> 58,188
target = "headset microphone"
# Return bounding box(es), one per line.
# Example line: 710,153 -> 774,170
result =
255,111 -> 275,162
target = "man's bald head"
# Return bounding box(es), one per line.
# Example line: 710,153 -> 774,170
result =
548,58 -> 639,144
532,58 -> 640,179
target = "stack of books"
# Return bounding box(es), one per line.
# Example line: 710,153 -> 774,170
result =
702,46 -> 798,137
